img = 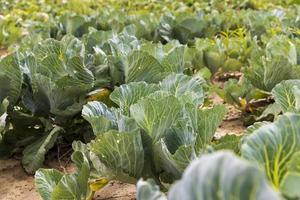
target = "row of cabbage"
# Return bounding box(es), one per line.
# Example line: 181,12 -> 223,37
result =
1,0 -> 300,200
1,0 -> 300,48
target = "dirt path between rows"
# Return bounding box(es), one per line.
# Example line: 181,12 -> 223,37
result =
0,158 -> 136,200
0,48 -> 8,57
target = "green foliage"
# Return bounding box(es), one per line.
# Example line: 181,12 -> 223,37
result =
35,150 -> 92,200
272,80 -> 300,113
245,36 -> 300,92
22,127 -> 64,174
137,152 -> 281,200
2,1 -> 300,200
211,134 -> 242,154
137,179 -> 167,200
0,36 -> 96,172
82,73 -> 226,185
242,113 -> 300,198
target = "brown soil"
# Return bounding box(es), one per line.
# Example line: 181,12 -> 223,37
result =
0,158 -> 136,200
215,97 -> 245,137
0,159 -> 38,200
94,182 -> 136,200
0,48 -> 8,57
211,74 -> 247,137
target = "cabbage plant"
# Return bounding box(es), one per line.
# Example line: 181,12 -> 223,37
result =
0,26 -> 188,174
82,73 -> 226,185
242,112 -> 300,199
245,35 -> 300,92
35,73 -> 227,199
272,79 -> 300,113
35,144 -> 93,200
0,35 -> 96,173
137,151 -> 281,200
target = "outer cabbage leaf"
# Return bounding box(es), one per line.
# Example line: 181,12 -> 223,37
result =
28,73 -> 91,117
160,74 -> 205,106
110,82 -> 159,113
32,35 -> 84,60
272,79 -> 300,112
173,17 -> 206,44
155,105 -> 227,177
0,111 -> 43,158
193,105 -> 227,153
156,13 -> 206,44
82,101 -> 116,135
51,151 -> 90,200
136,179 -> 167,200
35,169 -> 63,200
126,43 -> 185,83
90,130 -> 144,183
246,56 -> 296,91
266,35 -> 297,65
102,29 -> 139,58
126,51 -> 164,83
82,101 -> 138,135
72,141 -> 115,181
241,113 -> 300,198
130,96 -> 182,143
82,28 -> 113,53
0,99 -> 8,118
60,14 -> 93,37
168,151 -> 281,200
23,51 -> 94,118
0,54 -> 23,105
22,126 -> 64,174
155,142 -> 195,179
35,151 -> 91,200
245,36 -> 300,91
140,42 -> 185,74
211,134 -> 242,154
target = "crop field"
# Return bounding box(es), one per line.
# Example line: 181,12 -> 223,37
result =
1,0 -> 300,199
